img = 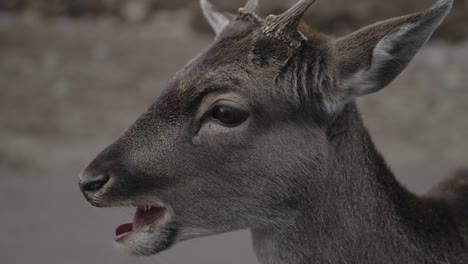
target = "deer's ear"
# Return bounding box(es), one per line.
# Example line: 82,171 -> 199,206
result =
200,0 -> 232,35
332,0 -> 452,106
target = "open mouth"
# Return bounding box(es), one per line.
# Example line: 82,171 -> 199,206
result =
114,205 -> 167,241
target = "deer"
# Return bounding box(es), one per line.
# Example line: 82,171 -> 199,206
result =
78,0 -> 468,263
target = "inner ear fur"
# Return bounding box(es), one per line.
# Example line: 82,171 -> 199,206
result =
331,0 -> 453,106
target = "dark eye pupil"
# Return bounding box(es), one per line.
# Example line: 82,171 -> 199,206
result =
212,105 -> 247,126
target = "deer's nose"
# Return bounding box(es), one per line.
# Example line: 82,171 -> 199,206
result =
79,173 -> 110,194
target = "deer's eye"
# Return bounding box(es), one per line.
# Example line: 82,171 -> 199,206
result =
211,105 -> 248,126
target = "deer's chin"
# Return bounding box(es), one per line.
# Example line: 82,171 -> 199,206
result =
113,204 -> 178,256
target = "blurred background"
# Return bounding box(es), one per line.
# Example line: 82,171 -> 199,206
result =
0,0 -> 467,263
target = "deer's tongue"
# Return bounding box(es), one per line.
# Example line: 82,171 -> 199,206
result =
114,206 -> 166,241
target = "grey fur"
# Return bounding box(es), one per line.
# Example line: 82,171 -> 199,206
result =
200,0 -> 230,35
79,0 -> 468,263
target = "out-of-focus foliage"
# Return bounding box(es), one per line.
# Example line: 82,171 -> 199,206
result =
0,0 -> 466,41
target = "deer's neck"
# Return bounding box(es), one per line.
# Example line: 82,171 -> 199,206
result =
251,103 -> 420,264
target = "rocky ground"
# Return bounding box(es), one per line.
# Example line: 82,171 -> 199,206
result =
0,2 -> 467,264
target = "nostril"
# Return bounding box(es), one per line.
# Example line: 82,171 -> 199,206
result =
80,174 -> 110,193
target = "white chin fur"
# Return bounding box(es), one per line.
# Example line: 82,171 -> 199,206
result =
114,229 -> 172,256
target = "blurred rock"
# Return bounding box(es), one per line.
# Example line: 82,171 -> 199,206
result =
119,0 -> 151,22
0,0 -> 23,10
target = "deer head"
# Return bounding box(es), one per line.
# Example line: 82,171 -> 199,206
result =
79,0 -> 453,257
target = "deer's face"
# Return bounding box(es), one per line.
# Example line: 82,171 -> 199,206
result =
79,0 -> 452,256
79,20 -> 330,255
